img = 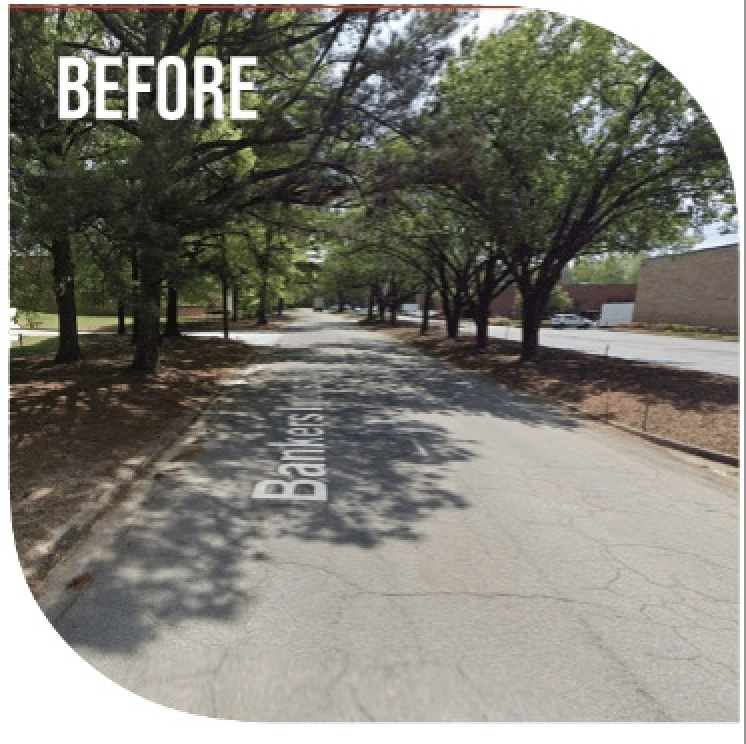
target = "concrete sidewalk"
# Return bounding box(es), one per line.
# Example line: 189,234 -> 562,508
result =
36,309 -> 740,721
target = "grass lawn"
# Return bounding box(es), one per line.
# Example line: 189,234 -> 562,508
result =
16,312 -> 230,333
14,313 -> 129,332
623,323 -> 739,341
10,314 -> 126,359
10,335 -> 61,358
9,311 -> 286,358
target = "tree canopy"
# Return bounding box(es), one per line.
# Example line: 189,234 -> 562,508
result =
434,11 -> 733,357
333,10 -> 733,357
9,8 -> 735,366
9,6 -> 470,370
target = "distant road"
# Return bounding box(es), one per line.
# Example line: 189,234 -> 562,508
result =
15,322 -> 740,377
480,324 -> 739,377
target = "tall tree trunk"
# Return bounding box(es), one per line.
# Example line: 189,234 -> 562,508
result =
444,288 -> 462,340
420,278 -> 433,335
367,286 -> 375,320
445,307 -> 460,339
257,274 -> 268,325
117,298 -> 126,335
388,277 -> 398,326
474,277 -> 494,350
232,284 -> 240,321
474,255 -> 503,351
337,292 -> 344,312
131,247 -> 140,345
132,251 -> 162,374
440,284 -> 453,337
51,235 -> 83,363
163,281 -> 180,337
222,273 -> 230,338
257,232 -> 270,325
520,286 -> 546,362
277,297 -> 284,316
438,268 -> 461,340
474,304 -> 489,350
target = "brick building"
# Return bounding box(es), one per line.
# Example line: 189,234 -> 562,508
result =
488,283 -> 636,319
633,243 -> 739,331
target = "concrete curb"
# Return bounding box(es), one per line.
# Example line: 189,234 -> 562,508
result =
560,404 -> 739,467
371,325 -> 740,470
24,391 -> 223,590
20,339 -> 280,591
20,324 -> 340,589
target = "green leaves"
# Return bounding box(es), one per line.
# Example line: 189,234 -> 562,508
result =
439,9 -> 732,261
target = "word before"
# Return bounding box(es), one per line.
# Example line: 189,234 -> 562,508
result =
252,378 -> 327,501
59,56 -> 257,120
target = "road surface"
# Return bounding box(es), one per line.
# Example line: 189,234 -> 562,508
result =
482,324 -> 738,377
401,313 -> 738,377
37,310 -> 739,722
14,321 -> 740,376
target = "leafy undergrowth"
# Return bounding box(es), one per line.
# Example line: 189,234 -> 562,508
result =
374,321 -> 739,458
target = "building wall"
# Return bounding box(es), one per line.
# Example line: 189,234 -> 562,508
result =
633,244 -> 739,331
489,286 -> 518,316
562,284 -> 637,316
488,283 -> 636,318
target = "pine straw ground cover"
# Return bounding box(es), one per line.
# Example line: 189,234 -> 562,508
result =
8,316 -> 289,587
372,320 -> 739,459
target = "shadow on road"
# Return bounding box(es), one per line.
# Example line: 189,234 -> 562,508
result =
51,320 -> 580,657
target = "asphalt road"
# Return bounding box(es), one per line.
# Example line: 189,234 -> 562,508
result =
14,322 -> 740,377
482,323 -> 738,377
37,309 -> 739,722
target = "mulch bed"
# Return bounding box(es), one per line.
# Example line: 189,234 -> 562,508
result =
372,321 -> 739,458
9,315 -> 290,586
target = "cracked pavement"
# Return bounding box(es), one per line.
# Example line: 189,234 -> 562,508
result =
37,309 -> 740,721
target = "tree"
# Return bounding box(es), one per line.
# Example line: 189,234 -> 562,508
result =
564,253 -> 644,285
438,11 -> 734,360
546,285 -> 574,316
514,283 -> 573,317
315,220 -> 390,318
59,7 -> 469,373
562,238 -> 695,285
11,7 -> 471,372
9,9 -> 108,362
364,128 -> 516,345
8,251 -> 53,321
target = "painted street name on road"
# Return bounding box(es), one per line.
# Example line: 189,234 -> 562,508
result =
251,377 -> 328,501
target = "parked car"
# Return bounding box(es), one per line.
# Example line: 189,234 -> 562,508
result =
550,313 -> 593,329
